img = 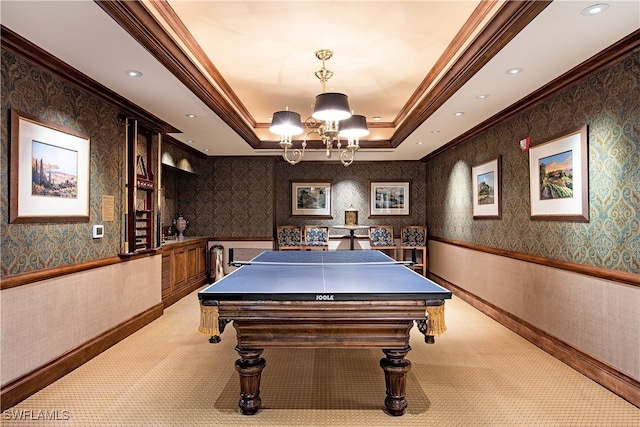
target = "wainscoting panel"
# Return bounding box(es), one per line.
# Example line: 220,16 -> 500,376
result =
428,240 -> 639,382
1,255 -> 162,386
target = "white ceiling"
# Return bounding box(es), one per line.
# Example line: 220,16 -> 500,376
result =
2,1 -> 639,162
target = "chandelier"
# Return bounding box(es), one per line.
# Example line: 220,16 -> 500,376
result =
270,49 -> 369,166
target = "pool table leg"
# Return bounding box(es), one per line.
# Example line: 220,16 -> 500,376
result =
234,346 -> 266,415
380,346 -> 412,416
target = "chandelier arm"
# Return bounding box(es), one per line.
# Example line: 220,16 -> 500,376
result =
282,146 -> 303,165
303,129 -> 320,145
339,147 -> 356,166
280,137 -> 307,165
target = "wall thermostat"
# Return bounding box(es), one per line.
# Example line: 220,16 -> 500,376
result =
92,225 -> 104,239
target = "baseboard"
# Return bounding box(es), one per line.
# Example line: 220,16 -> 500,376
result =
162,278 -> 206,309
1,303 -> 164,411
429,273 -> 640,408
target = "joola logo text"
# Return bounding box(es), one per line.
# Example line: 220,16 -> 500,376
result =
316,294 -> 334,301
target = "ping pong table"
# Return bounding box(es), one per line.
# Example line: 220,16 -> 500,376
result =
198,250 -> 452,416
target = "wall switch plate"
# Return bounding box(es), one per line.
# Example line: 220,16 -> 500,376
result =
92,225 -> 104,238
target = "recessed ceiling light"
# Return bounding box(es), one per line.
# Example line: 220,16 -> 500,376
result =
506,67 -> 523,75
476,94 -> 489,99
430,130 -> 440,134
204,148 -> 209,152
372,116 -> 381,121
186,114 -> 197,118
125,70 -> 142,77
454,111 -> 465,116
581,3 -> 609,16
416,141 -> 423,145
187,139 -> 195,143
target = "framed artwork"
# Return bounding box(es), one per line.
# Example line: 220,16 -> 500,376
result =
369,181 -> 410,216
10,109 -> 90,223
529,125 -> 588,221
472,156 -> 501,219
291,181 -> 332,217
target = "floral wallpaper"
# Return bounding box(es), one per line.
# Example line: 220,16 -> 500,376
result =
166,157 -> 427,241
274,160 -> 427,239
173,157 -> 275,238
1,51 -> 124,277
425,51 -> 639,273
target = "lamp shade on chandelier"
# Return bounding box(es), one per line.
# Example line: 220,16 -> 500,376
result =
339,114 -> 369,140
269,110 -> 303,140
270,49 -> 368,166
312,93 -> 351,121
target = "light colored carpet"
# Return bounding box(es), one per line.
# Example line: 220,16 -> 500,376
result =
3,288 -> 639,426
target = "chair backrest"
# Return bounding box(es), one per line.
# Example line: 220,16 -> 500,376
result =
401,225 -> 426,246
277,225 -> 302,247
369,226 -> 395,247
304,226 -> 329,245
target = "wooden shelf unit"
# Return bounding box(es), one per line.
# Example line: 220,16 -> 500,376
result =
125,118 -> 160,253
134,209 -> 153,251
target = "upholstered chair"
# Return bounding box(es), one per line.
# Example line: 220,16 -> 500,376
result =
303,226 -> 329,251
400,225 -> 427,275
368,225 -> 397,259
277,225 -> 304,250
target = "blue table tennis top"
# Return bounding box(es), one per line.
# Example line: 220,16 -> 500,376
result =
198,250 -> 452,302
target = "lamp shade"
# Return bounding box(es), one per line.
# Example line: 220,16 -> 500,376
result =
270,110 -> 303,136
312,93 -> 351,121
338,114 -> 369,138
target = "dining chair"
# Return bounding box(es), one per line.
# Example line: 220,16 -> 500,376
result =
303,225 -> 329,251
368,225 -> 397,259
400,225 -> 427,275
277,225 -> 304,250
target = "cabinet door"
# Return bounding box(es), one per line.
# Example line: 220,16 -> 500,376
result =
173,249 -> 187,289
196,244 -> 206,279
186,246 -> 199,281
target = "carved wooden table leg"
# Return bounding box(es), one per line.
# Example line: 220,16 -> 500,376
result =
234,346 -> 266,415
379,346 -> 412,416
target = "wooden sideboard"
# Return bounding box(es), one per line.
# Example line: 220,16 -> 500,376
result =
161,237 -> 208,307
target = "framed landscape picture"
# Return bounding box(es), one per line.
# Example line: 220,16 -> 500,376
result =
10,109 -> 90,223
472,156 -> 501,219
369,181 -> 410,216
529,125 -> 588,221
291,181 -> 332,217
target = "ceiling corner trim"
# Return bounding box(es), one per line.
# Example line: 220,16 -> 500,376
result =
422,29 -> 640,163
148,0 -> 256,127
1,25 -> 179,134
95,0 -> 261,147
393,0 -> 501,128
390,0 -> 552,148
